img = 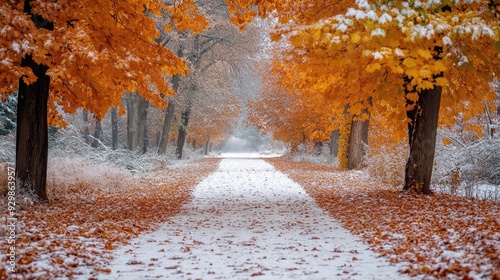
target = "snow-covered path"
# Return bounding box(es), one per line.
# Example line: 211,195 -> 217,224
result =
99,158 -> 408,279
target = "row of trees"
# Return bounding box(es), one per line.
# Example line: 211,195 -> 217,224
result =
0,0 -> 261,201
1,0 -> 498,200
244,0 -> 499,194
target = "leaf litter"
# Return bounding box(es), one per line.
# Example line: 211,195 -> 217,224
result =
267,158 -> 500,279
0,158 -> 220,279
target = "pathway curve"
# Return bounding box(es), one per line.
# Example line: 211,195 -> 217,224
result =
98,158 -> 408,279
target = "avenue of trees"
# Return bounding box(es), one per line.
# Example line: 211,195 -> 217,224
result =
1,0 -> 499,200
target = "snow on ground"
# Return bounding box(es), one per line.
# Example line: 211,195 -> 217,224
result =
216,152 -> 283,158
89,158 -> 408,279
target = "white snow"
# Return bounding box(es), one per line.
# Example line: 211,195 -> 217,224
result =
378,13 -> 392,24
442,36 -> 453,45
394,48 -> 405,56
85,158 -> 408,279
371,28 -> 386,37
11,42 -> 20,53
372,51 -> 384,60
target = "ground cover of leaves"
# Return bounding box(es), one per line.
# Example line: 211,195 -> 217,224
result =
267,158 -> 500,279
0,158 -> 220,280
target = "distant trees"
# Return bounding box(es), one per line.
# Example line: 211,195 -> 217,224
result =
156,0 -> 261,159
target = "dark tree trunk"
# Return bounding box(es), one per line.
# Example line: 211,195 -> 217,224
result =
91,120 -> 102,148
176,98 -> 193,159
158,101 -> 175,154
15,0 -> 53,201
290,142 -> 299,154
404,86 -> 442,194
175,83 -> 196,160
158,73 -> 181,155
330,129 -> 339,157
347,110 -> 369,170
314,142 -> 323,155
82,111 -> 90,144
142,101 -> 149,154
127,93 -> 148,152
16,55 -> 50,200
111,107 -> 118,150
204,138 -> 210,155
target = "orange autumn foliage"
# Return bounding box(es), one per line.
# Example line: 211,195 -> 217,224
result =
0,0 -> 208,126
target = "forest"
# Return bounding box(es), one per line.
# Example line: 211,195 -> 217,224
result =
1,0 -> 499,279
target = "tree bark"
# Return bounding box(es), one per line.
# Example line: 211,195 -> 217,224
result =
204,138 -> 210,155
82,111 -> 90,144
91,119 -> 102,148
176,85 -> 194,159
127,93 -> 148,152
347,110 -> 369,170
111,107 -> 118,150
404,86 -> 442,194
330,129 -> 339,157
158,102 -> 175,154
314,142 -> 323,155
142,101 -> 149,154
16,55 -> 50,200
15,0 -> 54,201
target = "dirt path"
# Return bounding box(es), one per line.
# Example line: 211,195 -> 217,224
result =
92,158 -> 408,279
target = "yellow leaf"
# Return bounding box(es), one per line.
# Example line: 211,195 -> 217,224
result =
420,80 -> 434,90
417,49 -> 433,60
351,32 -> 361,44
366,63 -> 381,72
435,77 -> 448,87
403,58 -> 417,68
406,68 -> 419,78
433,61 -> 446,73
391,65 -> 404,74
311,29 -> 322,41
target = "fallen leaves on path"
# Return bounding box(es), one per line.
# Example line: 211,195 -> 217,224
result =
267,158 -> 500,279
0,158 -> 220,280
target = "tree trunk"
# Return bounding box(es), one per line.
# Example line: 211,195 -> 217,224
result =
111,107 -> 118,150
404,86 -> 442,194
82,111 -> 90,144
158,101 -> 175,154
176,101 -> 193,159
142,101 -> 149,154
15,0 -> 53,201
158,73 -> 181,154
330,129 -> 339,157
176,84 -> 195,159
347,110 -> 369,170
204,138 -> 210,155
91,119 -> 102,148
16,55 -> 50,200
314,142 -> 323,155
127,93 -> 148,152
